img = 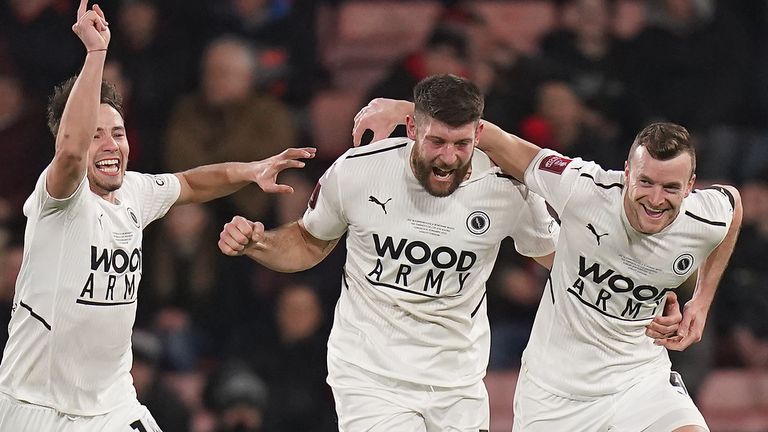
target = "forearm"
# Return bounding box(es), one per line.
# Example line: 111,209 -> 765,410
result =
175,162 -> 253,205
56,51 -> 106,160
245,221 -> 338,272
477,122 -> 542,182
692,186 -> 743,307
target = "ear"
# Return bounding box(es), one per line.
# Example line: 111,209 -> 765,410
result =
475,121 -> 484,142
684,173 -> 696,197
406,115 -> 417,140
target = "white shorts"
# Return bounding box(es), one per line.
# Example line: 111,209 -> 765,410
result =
327,353 -> 490,432
512,368 -> 708,432
0,392 -> 161,432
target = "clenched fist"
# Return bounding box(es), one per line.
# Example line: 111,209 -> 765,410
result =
218,216 -> 265,256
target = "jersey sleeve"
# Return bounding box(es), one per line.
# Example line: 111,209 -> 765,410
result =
126,172 -> 181,226
24,166 -> 89,217
510,188 -> 560,257
302,154 -> 349,241
693,186 -> 736,238
523,148 -> 606,215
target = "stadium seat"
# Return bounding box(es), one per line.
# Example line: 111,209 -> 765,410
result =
485,369 -> 519,431
698,369 -> 768,432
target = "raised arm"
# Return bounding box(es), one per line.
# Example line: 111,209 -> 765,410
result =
218,216 -> 338,273
47,0 -> 110,199
173,147 -> 316,206
660,185 -> 742,351
352,98 -> 542,181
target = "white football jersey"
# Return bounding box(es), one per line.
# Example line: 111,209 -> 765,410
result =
521,148 -> 733,398
303,138 -> 559,387
0,169 -> 180,415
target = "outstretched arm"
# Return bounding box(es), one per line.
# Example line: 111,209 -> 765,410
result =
174,147 -> 316,206
352,98 -> 542,180
660,185 -> 742,351
218,216 -> 339,273
47,0 -> 110,199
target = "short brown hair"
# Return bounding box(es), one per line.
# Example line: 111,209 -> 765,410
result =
46,76 -> 124,137
628,122 -> 696,176
413,74 -> 484,127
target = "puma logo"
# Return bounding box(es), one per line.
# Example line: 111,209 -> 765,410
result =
587,223 -> 608,245
369,195 -> 392,214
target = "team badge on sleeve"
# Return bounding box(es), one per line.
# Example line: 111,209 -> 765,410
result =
539,155 -> 572,174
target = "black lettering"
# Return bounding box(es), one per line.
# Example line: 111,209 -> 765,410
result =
372,234 -> 406,259
621,298 -> 643,318
405,241 -> 430,265
608,274 -> 634,293
457,251 -> 476,271
578,256 -> 614,283
431,247 -> 457,269
367,259 -> 383,281
570,278 -> 585,296
653,287 -> 676,302
458,272 -> 470,292
395,264 -> 411,286
80,273 -> 94,298
424,269 -> 444,294
129,248 -> 141,272
105,275 -> 116,300
124,274 -> 136,299
91,246 -> 110,271
633,285 -> 658,301
112,249 -> 129,273
595,289 -> 611,311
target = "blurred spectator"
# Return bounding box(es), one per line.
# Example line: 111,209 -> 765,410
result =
165,35 -> 297,223
540,0 -> 629,142
1,0 -> 81,99
250,283 -> 336,432
208,0 -> 327,106
204,362 -> 270,432
131,330 -> 191,432
487,254 -> 544,370
623,0 -> 751,134
519,80 -> 622,169
0,71 -> 52,223
716,170 -> 768,369
440,3 -> 552,135
111,0 -> 196,173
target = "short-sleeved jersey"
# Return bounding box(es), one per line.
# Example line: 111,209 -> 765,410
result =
0,169 -> 180,416
521,149 -> 733,398
303,138 -> 559,387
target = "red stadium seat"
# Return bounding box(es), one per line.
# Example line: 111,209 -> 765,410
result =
471,1 -> 557,54
698,369 -> 768,432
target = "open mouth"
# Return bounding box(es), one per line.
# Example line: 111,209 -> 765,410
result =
642,205 -> 666,219
432,167 -> 455,181
95,158 -> 120,175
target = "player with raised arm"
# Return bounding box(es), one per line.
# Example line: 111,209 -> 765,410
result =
0,2 -> 313,431
353,97 -> 742,432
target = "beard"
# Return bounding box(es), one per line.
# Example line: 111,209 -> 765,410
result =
411,149 -> 470,197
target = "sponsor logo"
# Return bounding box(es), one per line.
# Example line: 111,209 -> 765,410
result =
673,253 -> 694,275
586,223 -> 609,245
539,155 -> 572,174
368,195 -> 392,214
466,211 -> 490,235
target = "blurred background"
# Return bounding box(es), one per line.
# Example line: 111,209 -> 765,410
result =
1,0 -> 767,431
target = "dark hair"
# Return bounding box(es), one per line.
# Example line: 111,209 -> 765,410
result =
46,76 -> 124,137
628,122 -> 696,176
413,74 -> 484,127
